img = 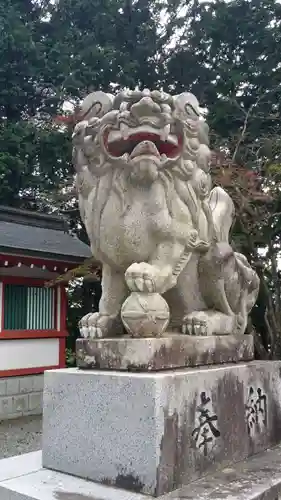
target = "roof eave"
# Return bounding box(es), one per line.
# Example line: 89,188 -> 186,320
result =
0,246 -> 92,264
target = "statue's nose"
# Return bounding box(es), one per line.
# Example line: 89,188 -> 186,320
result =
131,97 -> 161,118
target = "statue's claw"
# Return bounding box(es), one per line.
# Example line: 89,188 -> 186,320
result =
79,313 -> 116,339
125,262 -> 158,293
182,313 -> 208,336
125,262 -> 173,294
182,310 -> 240,336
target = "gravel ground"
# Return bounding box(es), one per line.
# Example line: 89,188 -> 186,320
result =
0,415 -> 42,459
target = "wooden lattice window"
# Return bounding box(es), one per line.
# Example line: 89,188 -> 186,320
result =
3,284 -> 55,330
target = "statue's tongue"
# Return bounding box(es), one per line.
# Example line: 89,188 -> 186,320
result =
130,140 -> 160,159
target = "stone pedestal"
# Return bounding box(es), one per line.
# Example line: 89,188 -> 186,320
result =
42,360 -> 281,497
76,334 -> 254,371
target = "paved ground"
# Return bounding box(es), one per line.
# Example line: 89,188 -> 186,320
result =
0,415 -> 42,459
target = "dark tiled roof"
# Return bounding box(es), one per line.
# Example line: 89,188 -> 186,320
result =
0,206 -> 91,261
0,205 -> 67,230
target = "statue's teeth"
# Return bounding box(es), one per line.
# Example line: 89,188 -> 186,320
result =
120,102 -> 127,112
120,123 -> 129,140
160,124 -> 170,141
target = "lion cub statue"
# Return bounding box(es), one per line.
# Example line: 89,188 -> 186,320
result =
72,89 -> 259,339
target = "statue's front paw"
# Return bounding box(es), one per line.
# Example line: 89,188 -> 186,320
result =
79,313 -> 116,339
125,262 -> 173,294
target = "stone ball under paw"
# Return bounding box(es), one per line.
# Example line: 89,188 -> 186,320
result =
121,292 -> 170,338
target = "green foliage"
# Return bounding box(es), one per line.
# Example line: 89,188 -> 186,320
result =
167,0 -> 281,161
42,0 -> 162,96
0,0 -> 69,207
65,348 -> 76,367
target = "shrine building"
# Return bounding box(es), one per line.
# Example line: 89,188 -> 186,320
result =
0,205 -> 91,420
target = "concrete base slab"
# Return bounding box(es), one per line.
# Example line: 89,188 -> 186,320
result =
2,446 -> 281,500
42,361 -> 281,496
167,445 -> 281,500
0,451 -> 42,482
0,451 -> 149,500
76,334 -> 254,371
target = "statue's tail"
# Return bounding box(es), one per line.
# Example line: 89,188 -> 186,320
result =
209,186 -> 260,316
235,252 -> 260,314
209,186 -> 235,242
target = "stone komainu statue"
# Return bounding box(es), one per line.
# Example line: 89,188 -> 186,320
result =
72,89 -> 259,338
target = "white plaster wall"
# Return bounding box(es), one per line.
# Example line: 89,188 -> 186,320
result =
0,338 -> 59,370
